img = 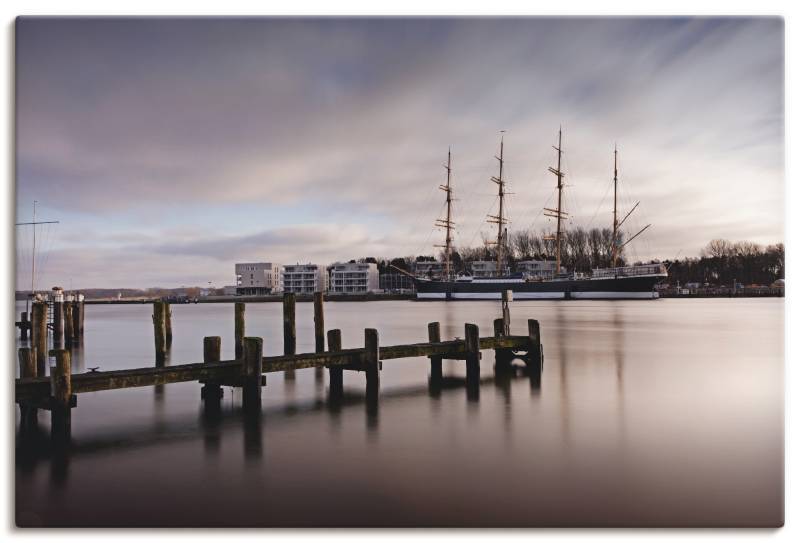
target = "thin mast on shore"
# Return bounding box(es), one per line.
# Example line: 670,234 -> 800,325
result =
435,148 -> 455,280
544,128 -> 568,272
487,131 -> 508,275
15,200 -> 59,312
612,145 -> 619,267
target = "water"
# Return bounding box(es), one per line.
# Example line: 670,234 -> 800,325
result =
15,299 -> 783,527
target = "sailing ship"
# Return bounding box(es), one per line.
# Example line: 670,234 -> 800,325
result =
413,129 -> 668,300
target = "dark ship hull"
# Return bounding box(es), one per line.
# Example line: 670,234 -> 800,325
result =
414,272 -> 665,300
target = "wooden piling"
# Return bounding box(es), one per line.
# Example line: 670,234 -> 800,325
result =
234,302 -> 245,360
53,300 -> 64,347
364,328 -> 380,397
242,337 -> 263,411
201,336 -> 222,403
501,290 -> 512,335
152,301 -> 167,364
18,347 -> 37,427
427,322 -> 443,381
164,303 -> 173,346
20,311 -> 29,341
31,301 -> 48,377
465,323 -> 481,387
49,349 -> 73,440
63,303 -> 74,346
71,300 -> 81,342
283,293 -> 296,380
527,319 -> 543,374
327,329 -> 343,396
493,318 -> 512,371
313,292 -> 325,353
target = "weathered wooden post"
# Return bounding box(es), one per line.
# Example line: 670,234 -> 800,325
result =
465,323 -> 481,392
242,337 -> 263,411
152,301 -> 167,364
428,322 -> 443,382
527,319 -> 543,382
327,329 -> 343,397
364,328 -> 380,398
17,347 -> 37,428
313,292 -> 325,381
49,349 -> 73,441
234,302 -> 245,359
63,302 -> 74,346
71,299 -> 81,343
283,293 -> 296,380
31,301 -> 48,377
201,336 -> 222,406
52,290 -> 64,347
164,302 -> 173,346
20,311 -> 29,341
493,318 -> 512,372
501,289 -> 512,335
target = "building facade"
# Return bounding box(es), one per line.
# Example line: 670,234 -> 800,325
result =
516,259 -> 560,279
414,261 -> 444,278
329,262 -> 379,294
379,273 -> 415,293
282,264 -> 328,294
470,260 -> 510,277
235,262 -> 280,295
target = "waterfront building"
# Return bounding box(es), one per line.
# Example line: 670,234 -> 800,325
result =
414,261 -> 444,278
235,262 -> 280,295
470,260 -> 510,277
380,273 -> 415,293
329,262 -> 379,294
282,263 -> 328,294
516,259 -> 560,279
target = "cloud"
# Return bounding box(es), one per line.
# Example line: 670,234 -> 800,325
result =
14,17 -> 784,287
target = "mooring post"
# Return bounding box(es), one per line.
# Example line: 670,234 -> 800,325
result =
53,294 -> 64,348
494,318 -> 511,372
428,322 -> 443,382
234,302 -> 245,359
201,336 -> 223,405
501,289 -> 512,335
313,292 -> 325,381
63,302 -> 73,346
76,295 -> 85,339
164,302 -> 173,346
364,328 -> 380,401
31,301 -> 48,377
327,329 -> 343,396
527,319 -> 543,376
18,347 -> 37,428
49,349 -> 73,441
465,323 -> 481,388
152,301 -> 167,364
283,293 -> 296,380
71,300 -> 81,343
242,337 -> 263,411
20,311 -> 29,341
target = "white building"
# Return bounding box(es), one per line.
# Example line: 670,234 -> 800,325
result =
470,260 -> 511,278
517,260 -> 560,279
329,262 -> 379,294
235,262 -> 281,295
282,263 -> 328,294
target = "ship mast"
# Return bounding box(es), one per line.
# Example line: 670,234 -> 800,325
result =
612,145 -> 619,267
435,148 -> 455,280
544,128 -> 568,273
487,132 -> 508,275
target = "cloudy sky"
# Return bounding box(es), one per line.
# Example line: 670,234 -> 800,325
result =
15,17 -> 783,289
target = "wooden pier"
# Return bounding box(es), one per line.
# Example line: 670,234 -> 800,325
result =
15,293 -> 543,441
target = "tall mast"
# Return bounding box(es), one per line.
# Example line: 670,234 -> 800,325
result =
487,132 -> 508,275
435,148 -> 455,279
544,128 -> 568,272
612,145 -> 619,267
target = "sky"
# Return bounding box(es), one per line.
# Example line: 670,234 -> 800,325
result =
15,17 -> 784,289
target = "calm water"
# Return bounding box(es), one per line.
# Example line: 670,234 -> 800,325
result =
15,299 -> 783,527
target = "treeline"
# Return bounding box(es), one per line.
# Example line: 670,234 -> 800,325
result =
664,239 -> 784,287
358,231 -> 784,287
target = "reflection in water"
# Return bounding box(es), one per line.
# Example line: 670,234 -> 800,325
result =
14,300 -> 784,527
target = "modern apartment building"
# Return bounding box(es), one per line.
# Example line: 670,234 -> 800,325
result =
282,263 -> 328,294
329,262 -> 379,294
414,261 -> 444,278
470,260 -> 509,278
235,262 -> 280,295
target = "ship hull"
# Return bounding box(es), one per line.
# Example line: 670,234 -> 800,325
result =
415,275 -> 664,300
